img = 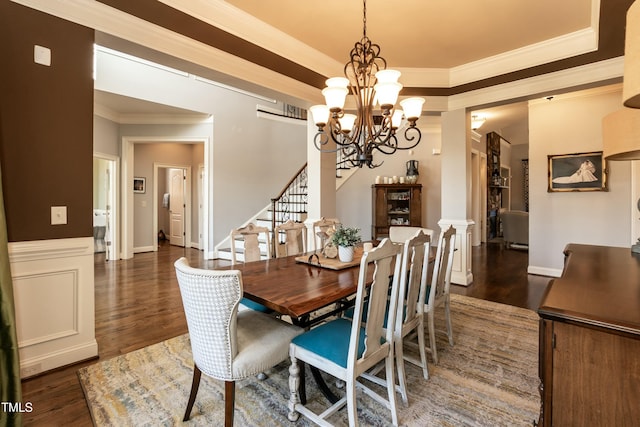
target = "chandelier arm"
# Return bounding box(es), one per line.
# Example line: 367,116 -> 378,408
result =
313,131 -> 342,153
399,126 -> 422,150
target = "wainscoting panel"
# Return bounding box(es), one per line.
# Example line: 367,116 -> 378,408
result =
9,237 -> 98,378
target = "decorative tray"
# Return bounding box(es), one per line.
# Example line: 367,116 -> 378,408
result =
295,247 -> 364,270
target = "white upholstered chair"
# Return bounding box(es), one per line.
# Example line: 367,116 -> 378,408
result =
311,217 -> 340,252
274,220 -> 307,258
229,223 -> 271,263
388,225 -> 434,244
425,225 -> 457,364
174,257 -> 303,426
287,238 -> 402,426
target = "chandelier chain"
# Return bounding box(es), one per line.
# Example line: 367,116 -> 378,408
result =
362,0 -> 367,38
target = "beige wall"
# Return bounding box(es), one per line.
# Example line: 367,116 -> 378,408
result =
529,86 -> 632,274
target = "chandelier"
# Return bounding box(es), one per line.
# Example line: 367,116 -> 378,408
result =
309,0 -> 425,168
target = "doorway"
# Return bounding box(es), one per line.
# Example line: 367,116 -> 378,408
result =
93,153 -> 118,261
121,137 -> 209,259
154,164 -> 191,250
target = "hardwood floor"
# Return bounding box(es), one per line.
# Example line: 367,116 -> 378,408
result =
20,241 -> 551,426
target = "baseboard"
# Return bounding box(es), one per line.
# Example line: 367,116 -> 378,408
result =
133,245 -> 154,253
20,340 -> 99,379
528,265 -> 562,277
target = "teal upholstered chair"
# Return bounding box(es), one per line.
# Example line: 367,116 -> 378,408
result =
286,238 -> 403,426
352,231 -> 432,406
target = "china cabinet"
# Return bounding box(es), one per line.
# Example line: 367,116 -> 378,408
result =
371,184 -> 422,239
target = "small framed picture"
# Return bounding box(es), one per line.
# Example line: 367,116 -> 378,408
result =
548,151 -> 607,192
133,177 -> 146,194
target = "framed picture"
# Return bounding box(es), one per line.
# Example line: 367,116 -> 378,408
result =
548,151 -> 607,192
133,177 -> 146,194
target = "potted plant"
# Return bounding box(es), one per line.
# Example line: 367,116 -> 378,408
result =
331,226 -> 361,262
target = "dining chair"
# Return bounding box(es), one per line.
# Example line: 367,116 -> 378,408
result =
424,225 -> 457,364
174,257 -> 303,426
229,223 -> 271,264
274,219 -> 307,258
389,225 -> 434,243
311,217 -> 340,252
287,238 -> 403,426
356,231 -> 431,406
230,223 -> 273,312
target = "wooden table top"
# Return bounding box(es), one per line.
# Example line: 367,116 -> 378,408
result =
220,253 -> 367,320
538,244 -> 640,336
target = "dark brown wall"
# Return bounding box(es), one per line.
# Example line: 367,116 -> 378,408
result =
0,1 -> 94,242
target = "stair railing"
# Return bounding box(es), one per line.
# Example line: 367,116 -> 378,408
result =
271,163 -> 308,256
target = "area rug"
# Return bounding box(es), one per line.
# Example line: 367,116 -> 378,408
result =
78,294 -> 540,426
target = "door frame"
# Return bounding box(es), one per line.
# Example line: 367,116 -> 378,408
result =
93,151 -> 119,261
121,136 -> 210,259
153,163 -> 192,251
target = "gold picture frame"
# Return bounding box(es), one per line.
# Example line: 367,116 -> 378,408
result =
548,151 -> 608,192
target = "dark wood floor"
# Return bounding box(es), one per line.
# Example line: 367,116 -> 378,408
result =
20,241 -> 551,426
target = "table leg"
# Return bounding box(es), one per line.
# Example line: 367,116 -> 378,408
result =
310,366 -> 340,404
299,362 -> 306,405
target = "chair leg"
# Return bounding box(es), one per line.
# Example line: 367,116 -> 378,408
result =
427,310 -> 438,364
224,381 -> 235,427
183,364 -> 202,421
385,352 -> 399,426
346,377 -> 358,427
445,299 -> 454,347
287,355 -> 301,422
395,337 -> 409,406
416,320 -> 430,380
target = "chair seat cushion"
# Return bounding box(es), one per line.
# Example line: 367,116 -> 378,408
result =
233,310 -> 302,378
240,297 -> 272,313
292,318 -> 384,368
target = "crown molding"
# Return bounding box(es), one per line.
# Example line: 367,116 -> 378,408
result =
447,57 -> 624,112
449,28 -> 598,87
156,0 -> 344,78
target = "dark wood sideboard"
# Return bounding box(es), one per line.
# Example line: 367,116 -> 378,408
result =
537,244 -> 640,426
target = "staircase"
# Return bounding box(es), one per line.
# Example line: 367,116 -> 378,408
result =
216,163 -> 308,262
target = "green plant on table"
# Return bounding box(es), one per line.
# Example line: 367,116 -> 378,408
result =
331,226 -> 361,247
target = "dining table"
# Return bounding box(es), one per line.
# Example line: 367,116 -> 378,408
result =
217,246 -> 377,403
216,242 -> 436,404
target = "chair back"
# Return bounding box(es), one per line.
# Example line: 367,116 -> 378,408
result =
230,223 -> 271,264
312,217 -> 340,251
389,226 -> 434,244
397,231 -> 431,328
274,220 -> 307,258
174,257 -> 241,380
349,238 -> 403,367
428,226 -> 456,306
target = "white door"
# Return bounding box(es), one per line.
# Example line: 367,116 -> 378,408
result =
169,168 -> 186,247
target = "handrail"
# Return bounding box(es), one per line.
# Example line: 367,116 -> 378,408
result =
273,163 -> 307,201
271,163 -> 308,256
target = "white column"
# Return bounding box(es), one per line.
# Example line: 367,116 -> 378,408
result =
440,109 -> 474,285
305,119 -> 336,243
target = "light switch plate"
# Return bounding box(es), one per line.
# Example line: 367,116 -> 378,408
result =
51,206 -> 67,225
34,45 -> 51,66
